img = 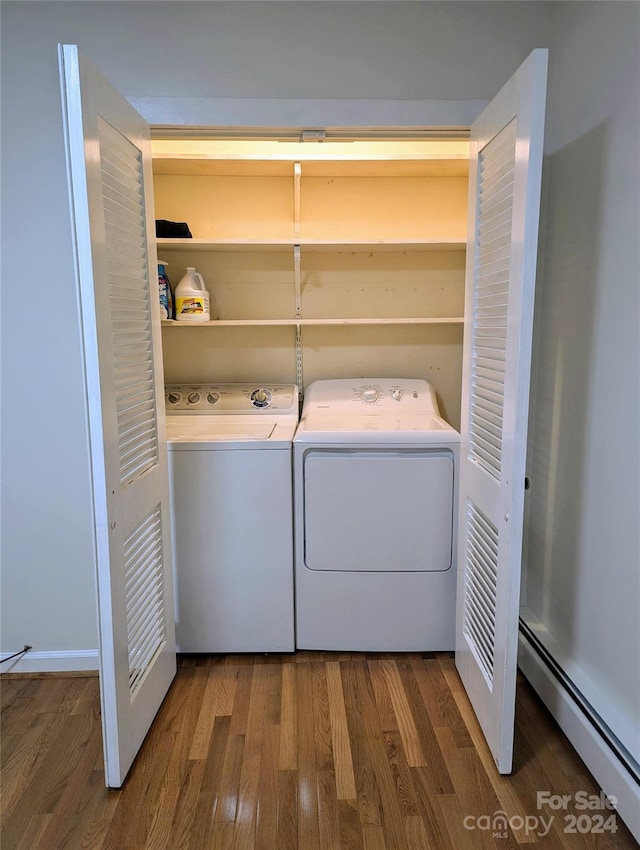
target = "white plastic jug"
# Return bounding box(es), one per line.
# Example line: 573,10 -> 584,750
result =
174,267 -> 211,322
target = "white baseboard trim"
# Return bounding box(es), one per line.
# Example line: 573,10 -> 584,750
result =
518,631 -> 640,844
0,649 -> 98,674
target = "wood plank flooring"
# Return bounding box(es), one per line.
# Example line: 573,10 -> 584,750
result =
1,652 -> 636,849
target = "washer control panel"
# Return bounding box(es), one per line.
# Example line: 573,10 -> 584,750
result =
165,383 -> 298,414
250,387 -> 273,408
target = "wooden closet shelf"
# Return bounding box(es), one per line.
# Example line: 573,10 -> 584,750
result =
157,238 -> 466,253
161,317 -> 464,328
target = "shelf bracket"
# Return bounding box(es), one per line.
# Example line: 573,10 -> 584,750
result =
294,239 -> 303,401
295,322 -> 304,404
294,244 -> 302,315
294,162 -> 301,236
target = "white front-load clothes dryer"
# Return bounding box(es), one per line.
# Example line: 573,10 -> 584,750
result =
166,383 -> 298,652
293,379 -> 460,651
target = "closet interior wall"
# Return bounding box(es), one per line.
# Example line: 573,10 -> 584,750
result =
152,144 -> 469,429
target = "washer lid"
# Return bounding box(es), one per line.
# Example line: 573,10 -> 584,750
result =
166,418 -> 275,442
165,414 -> 298,449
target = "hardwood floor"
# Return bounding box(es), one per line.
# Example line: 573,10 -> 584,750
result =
1,653 -> 635,849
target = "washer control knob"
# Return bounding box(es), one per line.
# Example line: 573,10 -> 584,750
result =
362,388 -> 379,404
391,389 -> 403,401
187,392 -> 201,405
251,387 -> 272,408
206,391 -> 221,405
167,391 -> 182,405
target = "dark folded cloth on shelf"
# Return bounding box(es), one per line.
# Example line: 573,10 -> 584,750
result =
156,220 -> 192,238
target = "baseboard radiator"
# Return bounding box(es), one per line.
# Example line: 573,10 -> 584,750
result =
518,619 -> 640,843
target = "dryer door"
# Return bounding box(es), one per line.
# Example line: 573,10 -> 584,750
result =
303,450 -> 454,573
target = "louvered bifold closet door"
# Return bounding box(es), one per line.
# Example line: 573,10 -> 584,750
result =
98,117 -> 171,704
60,44 -> 176,790
462,118 -> 517,690
455,50 -> 547,774
99,119 -> 159,488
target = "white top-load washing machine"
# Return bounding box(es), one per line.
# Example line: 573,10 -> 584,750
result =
165,383 -> 298,652
294,378 -> 460,651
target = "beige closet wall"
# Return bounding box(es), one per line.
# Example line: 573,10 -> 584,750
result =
155,170 -> 468,426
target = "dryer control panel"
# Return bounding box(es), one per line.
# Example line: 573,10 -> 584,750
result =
165,383 -> 298,414
302,379 -> 440,416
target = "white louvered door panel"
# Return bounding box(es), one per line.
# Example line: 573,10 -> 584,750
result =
124,507 -> 166,698
60,45 -> 176,788
456,50 -> 548,773
100,118 -> 159,489
463,503 -> 499,685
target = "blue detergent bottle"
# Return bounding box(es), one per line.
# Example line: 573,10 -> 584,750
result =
158,260 -> 174,320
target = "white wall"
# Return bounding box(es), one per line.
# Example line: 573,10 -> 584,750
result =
524,1 -> 640,764
3,1 -> 553,102
0,1 -> 553,664
0,13 -> 99,659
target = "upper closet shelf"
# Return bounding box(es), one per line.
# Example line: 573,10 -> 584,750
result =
161,317 -> 464,327
157,237 -> 466,253
151,139 -> 470,178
